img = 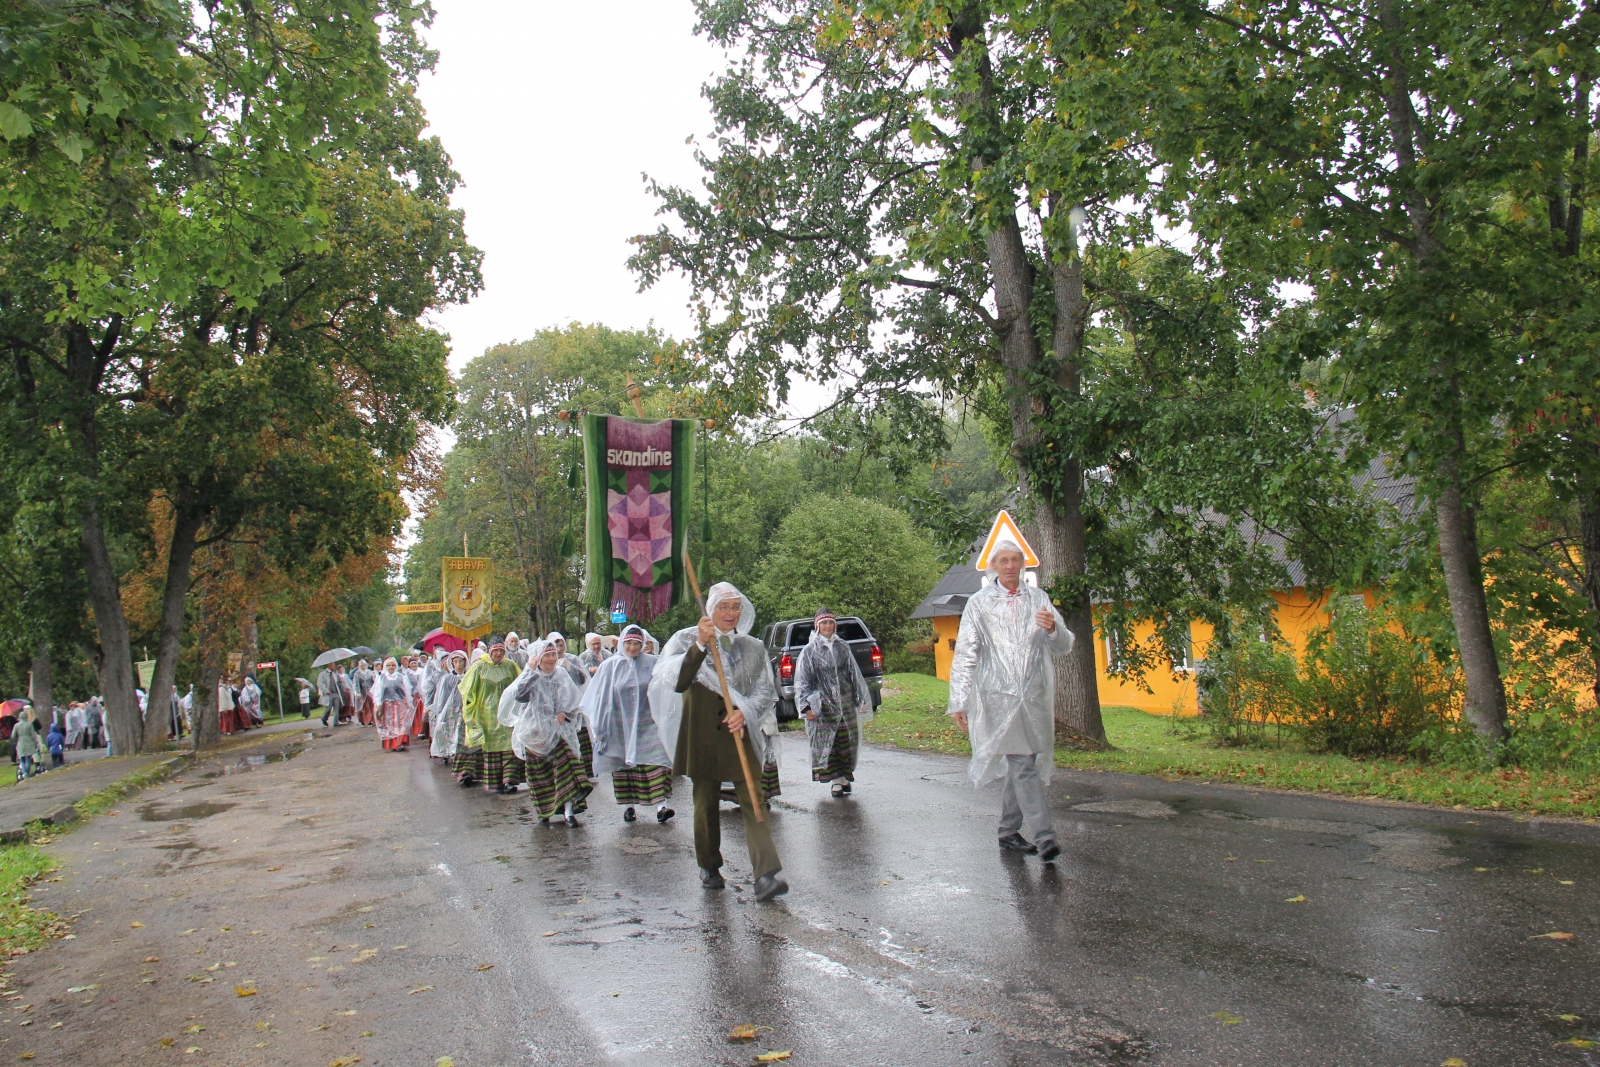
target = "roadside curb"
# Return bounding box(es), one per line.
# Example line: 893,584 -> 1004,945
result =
0,752 -> 196,845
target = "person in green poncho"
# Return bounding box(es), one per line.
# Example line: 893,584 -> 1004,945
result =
455,636 -> 524,794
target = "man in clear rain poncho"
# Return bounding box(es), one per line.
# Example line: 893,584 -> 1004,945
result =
794,607 -> 873,797
500,637 -> 593,825
649,582 -> 787,901
582,624 -> 675,824
948,537 -> 1072,862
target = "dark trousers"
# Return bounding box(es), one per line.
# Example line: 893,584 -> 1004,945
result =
691,775 -> 780,879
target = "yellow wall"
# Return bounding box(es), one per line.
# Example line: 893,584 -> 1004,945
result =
928,587 -> 1373,716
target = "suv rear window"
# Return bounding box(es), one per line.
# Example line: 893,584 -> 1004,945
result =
786,620 -> 869,645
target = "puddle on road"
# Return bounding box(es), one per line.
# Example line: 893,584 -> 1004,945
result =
139,801 -> 236,822
199,747 -> 303,779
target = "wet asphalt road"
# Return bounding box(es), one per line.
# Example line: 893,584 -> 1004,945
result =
8,727 -> 1600,1066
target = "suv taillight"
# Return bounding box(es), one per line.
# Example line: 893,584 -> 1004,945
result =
870,645 -> 882,670
779,653 -> 794,681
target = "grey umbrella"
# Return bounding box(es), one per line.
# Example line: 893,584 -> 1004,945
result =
311,647 -> 356,669
350,646 -> 379,657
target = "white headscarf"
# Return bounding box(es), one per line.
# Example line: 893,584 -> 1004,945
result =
705,581 -> 756,636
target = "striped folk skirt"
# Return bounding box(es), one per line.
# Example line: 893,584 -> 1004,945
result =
525,746 -> 594,819
808,717 -> 859,783
611,764 -> 673,806
577,725 -> 594,777
454,747 -> 525,790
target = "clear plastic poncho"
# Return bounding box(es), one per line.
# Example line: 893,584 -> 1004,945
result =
947,540 -> 1073,787
430,665 -> 465,760
794,626 -> 873,771
647,582 -> 779,769
581,626 -> 671,775
498,639 -> 584,762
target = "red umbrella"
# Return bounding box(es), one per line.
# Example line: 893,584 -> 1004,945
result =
0,699 -> 29,716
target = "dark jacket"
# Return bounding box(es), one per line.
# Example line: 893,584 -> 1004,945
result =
672,643 -> 761,781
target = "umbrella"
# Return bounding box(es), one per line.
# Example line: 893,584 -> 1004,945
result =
350,646 -> 379,657
0,698 -> 28,716
311,647 -> 356,669
293,678 -> 315,689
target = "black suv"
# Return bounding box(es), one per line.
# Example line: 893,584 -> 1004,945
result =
761,616 -> 885,722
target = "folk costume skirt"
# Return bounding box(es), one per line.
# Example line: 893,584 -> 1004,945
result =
524,746 -> 591,818
611,764 -> 673,806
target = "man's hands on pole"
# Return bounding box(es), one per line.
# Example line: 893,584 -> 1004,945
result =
697,614 -> 745,734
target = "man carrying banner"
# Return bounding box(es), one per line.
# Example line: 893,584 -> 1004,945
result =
582,624 -> 675,824
456,637 -> 524,793
651,583 -> 786,901
794,607 -> 873,797
948,528 -> 1072,862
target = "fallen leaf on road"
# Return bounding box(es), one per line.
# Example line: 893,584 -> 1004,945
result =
1211,1011 -> 1244,1025
359,1031 -> 373,1037
144,957 -> 159,963
729,1024 -> 771,1040
878,881 -> 891,885
1531,932 -> 1574,940
182,1025 -> 204,1034
357,906 -> 374,913
391,946 -> 407,951
476,963 -> 493,971
351,950 -> 378,962
754,1052 -> 791,1063
1526,868 -> 1545,874
220,926 -> 231,932
1284,896 -> 1306,904
312,1025 -> 330,1032
329,1058 -> 361,1066
267,867 -> 281,872
1560,1039 -> 1597,1049
340,1011 -> 357,1016
1559,1014 -> 1582,1022
184,1048 -> 200,1055
1473,868 -> 1488,872
437,1058 -> 454,1067
541,932 -> 555,937
1441,1059 -> 1466,1066
255,1022 -> 269,1031
408,986 -> 433,995
160,1038 -> 174,1048
1558,880 -> 1575,885
180,929 -> 196,935
19,1053 -> 33,1060
65,985 -> 98,993
15,1020 -> 27,1027
203,963 -> 221,972
234,986 -> 258,997
130,922 -> 143,928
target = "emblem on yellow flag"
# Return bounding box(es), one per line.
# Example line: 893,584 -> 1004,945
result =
440,557 -> 494,640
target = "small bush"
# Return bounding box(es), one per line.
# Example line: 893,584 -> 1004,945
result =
1198,603 -> 1459,758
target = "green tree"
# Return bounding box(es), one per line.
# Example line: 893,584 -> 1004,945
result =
751,495 -> 944,646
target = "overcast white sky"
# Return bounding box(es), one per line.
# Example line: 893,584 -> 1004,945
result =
415,0 -> 723,371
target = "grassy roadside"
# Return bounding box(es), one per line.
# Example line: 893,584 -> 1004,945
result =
866,673 -> 1600,820
0,844 -> 66,981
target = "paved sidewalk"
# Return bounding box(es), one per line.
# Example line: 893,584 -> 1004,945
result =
0,720 -> 316,838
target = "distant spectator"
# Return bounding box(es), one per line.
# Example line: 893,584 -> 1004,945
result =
84,698 -> 105,749
298,680 -> 312,718
46,721 -> 65,768
12,717 -> 40,778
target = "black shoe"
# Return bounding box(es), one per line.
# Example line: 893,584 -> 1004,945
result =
999,832 -> 1037,854
753,874 -> 789,902
699,867 -> 726,889
656,807 -> 675,823
841,781 -> 852,794
1039,840 -> 1061,862
623,806 -> 636,822
565,814 -> 579,827
320,716 -> 329,727
539,816 -> 550,827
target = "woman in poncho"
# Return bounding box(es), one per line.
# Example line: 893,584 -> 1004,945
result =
544,631 -> 595,772
374,657 -> 415,751
456,638 -> 524,793
429,649 -> 467,763
794,607 -> 874,797
581,624 -> 674,824
500,638 -> 593,825
577,633 -> 610,676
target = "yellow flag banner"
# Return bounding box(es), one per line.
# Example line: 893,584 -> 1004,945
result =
136,660 -> 156,689
441,557 -> 493,641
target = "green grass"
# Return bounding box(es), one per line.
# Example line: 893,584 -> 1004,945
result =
867,673 -> 1600,819
0,844 -> 65,981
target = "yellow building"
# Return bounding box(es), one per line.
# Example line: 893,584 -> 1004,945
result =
911,560 -> 1374,715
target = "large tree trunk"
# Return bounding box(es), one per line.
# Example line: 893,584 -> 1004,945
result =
984,212 -> 1108,748
1435,478 -> 1507,743
81,501 -> 142,754
1044,248 -> 1106,747
28,642 -> 52,727
144,512 -> 203,752
190,585 -> 228,750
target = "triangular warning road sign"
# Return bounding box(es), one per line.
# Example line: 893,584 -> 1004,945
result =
974,510 -> 1039,570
